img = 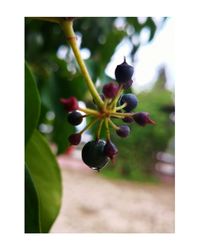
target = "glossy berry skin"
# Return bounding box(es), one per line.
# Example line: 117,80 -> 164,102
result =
115,59 -> 134,85
82,140 -> 109,170
133,112 -> 155,126
103,141 -> 118,160
116,125 -> 130,137
67,111 -> 83,126
68,133 -> 81,145
103,82 -> 119,99
120,93 -> 138,112
122,116 -> 134,123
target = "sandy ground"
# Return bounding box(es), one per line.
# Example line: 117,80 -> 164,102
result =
51,155 -> 175,233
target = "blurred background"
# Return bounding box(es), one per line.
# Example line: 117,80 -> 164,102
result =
25,17 -> 175,233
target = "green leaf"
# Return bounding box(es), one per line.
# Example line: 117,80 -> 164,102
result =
25,62 -> 41,145
25,130 -> 62,233
25,165 -> 40,233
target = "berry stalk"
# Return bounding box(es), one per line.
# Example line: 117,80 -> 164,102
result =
79,118 -> 98,135
29,17 -> 61,23
78,107 -> 99,116
105,118 -> 111,140
60,20 -> 104,108
96,119 -> 104,140
115,103 -> 127,111
109,85 -> 123,109
109,111 -> 134,118
108,118 -> 119,130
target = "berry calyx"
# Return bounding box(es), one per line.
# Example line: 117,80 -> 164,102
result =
82,140 -> 109,170
133,112 -> 156,126
115,58 -> 134,88
67,111 -> 83,126
103,82 -> 119,99
68,133 -> 81,145
116,125 -> 130,137
122,80 -> 133,90
60,97 -> 79,112
103,140 -> 118,160
120,93 -> 138,112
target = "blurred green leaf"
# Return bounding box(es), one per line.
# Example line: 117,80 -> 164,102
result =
64,74 -> 88,101
25,165 -> 40,233
25,130 -> 62,233
53,115 -> 75,154
25,63 -> 41,145
75,17 -> 116,58
126,17 -> 142,33
145,17 -> 157,41
100,30 -> 126,69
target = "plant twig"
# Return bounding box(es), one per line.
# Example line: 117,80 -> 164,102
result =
29,17 -> 61,24
60,20 -> 104,108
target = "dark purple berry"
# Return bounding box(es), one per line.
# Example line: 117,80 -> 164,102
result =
116,125 -> 130,137
67,111 -> 83,126
68,133 -> 81,145
133,112 -> 155,126
103,141 -> 118,160
103,82 -> 119,99
82,140 -> 109,170
122,116 -> 134,123
115,58 -> 134,86
120,93 -> 138,112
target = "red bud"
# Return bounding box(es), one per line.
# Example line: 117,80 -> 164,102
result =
133,112 -> 155,126
60,97 -> 79,112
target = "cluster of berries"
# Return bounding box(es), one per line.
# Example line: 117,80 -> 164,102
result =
60,58 -> 155,171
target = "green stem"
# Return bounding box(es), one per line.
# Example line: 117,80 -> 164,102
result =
115,103 -> 127,111
103,98 -> 109,109
79,118 -> 98,134
29,17 -> 61,23
109,114 -> 126,119
78,107 -> 99,116
108,118 -> 119,130
96,119 -> 104,140
105,118 -> 111,140
110,112 -> 134,118
109,85 -> 123,109
60,20 -> 104,108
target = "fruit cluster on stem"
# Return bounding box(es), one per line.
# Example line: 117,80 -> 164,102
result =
59,20 -> 155,171
34,17 -> 155,171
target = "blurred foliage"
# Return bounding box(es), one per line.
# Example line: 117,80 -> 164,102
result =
25,17 -> 173,182
25,17 -> 167,152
